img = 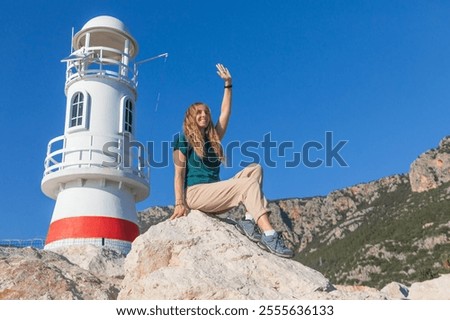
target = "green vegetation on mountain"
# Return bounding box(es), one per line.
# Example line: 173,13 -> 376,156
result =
296,181 -> 450,289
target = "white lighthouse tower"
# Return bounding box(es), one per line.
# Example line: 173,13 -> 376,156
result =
41,16 -> 149,254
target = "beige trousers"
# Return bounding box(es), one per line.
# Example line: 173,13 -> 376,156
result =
186,163 -> 269,221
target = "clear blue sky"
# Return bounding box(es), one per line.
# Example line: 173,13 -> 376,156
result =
1,0 -> 449,239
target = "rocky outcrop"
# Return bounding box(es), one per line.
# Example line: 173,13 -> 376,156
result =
407,274 -> 450,299
409,136 -> 450,192
0,247 -> 119,299
119,210 -> 335,299
380,282 -> 409,299
51,245 -> 126,287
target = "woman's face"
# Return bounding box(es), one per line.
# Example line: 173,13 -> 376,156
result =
195,105 -> 210,130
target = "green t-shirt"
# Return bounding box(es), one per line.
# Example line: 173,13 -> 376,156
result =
173,132 -> 221,187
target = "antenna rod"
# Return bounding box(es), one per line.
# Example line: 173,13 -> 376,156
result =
135,53 -> 169,65
71,27 -> 74,53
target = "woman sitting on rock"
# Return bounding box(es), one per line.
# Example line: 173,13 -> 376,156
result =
170,63 -> 293,259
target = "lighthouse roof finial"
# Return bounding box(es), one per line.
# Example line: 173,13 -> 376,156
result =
73,15 -> 139,57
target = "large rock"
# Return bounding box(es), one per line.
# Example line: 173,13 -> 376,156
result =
50,245 -> 125,277
380,282 -> 409,299
408,274 -> 450,299
50,245 -> 126,286
409,136 -> 450,192
0,247 -> 118,299
119,210 -> 334,299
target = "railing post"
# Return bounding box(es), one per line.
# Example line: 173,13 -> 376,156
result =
121,39 -> 130,78
45,142 -> 51,170
99,48 -> 103,75
62,135 -> 66,165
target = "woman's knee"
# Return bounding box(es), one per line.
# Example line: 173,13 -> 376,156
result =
247,163 -> 261,170
247,163 -> 262,176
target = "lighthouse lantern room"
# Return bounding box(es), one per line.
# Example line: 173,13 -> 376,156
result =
41,16 -> 150,254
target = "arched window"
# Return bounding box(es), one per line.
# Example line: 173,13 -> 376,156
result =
66,91 -> 89,132
70,92 -> 84,127
120,97 -> 134,134
124,99 -> 133,134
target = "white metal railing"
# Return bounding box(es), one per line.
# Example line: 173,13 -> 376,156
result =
64,46 -> 138,90
43,134 -> 149,182
0,239 -> 45,249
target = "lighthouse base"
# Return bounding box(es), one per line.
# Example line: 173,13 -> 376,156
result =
44,237 -> 132,255
44,179 -> 142,255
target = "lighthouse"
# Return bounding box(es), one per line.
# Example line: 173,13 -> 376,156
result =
41,16 -> 149,254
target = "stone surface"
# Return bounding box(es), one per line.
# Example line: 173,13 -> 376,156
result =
380,282 -> 409,299
408,274 -> 450,299
330,285 -> 388,300
0,247 -> 118,299
51,245 -> 125,278
50,244 -> 126,288
119,210 -> 334,299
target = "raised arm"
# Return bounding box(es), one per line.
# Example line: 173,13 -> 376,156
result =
215,64 -> 232,140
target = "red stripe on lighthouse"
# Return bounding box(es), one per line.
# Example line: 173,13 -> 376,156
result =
46,216 -> 140,244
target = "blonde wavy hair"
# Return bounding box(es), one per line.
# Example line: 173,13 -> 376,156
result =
183,102 -> 224,161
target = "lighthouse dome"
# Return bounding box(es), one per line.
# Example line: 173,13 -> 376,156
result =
82,15 -> 130,34
73,15 -> 138,58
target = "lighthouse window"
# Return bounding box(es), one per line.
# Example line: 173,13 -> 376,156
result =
70,92 -> 84,127
66,91 -> 89,132
124,100 -> 133,133
120,97 -> 134,134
